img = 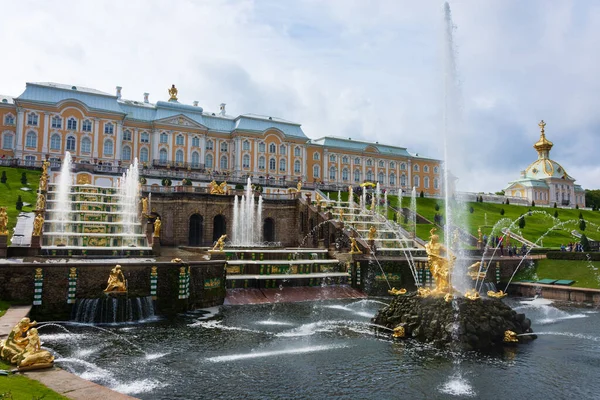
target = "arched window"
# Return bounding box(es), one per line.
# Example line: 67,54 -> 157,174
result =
2,133 -> 13,149
366,159 -> 373,166
81,137 -> 91,153
401,174 -> 406,186
342,168 -> 349,181
294,160 -> 301,173
329,154 -> 336,162
313,152 -> 320,161
258,142 -> 265,153
206,154 -> 213,168
354,157 -> 361,165
243,140 -> 250,151
378,171 -> 384,184
434,166 -> 439,174
400,163 -> 406,170
390,173 -> 396,185
4,114 -> 15,125
390,161 -> 395,169
354,169 -> 361,183
103,139 -> 114,156
82,120 -> 92,132
104,123 -> 114,134
122,146 -> 132,161
413,164 -> 420,172
279,144 -> 286,155
27,113 -> 39,126
269,158 -> 276,171
159,148 -> 168,163
220,142 -> 228,152
434,178 -> 439,189
279,158 -> 286,171
140,147 -> 149,163
424,176 -> 430,189
123,130 -> 132,141
294,146 -> 301,156
313,165 -> 320,178
141,132 -> 149,143
50,134 -> 61,150
269,143 -> 276,153
26,131 -> 37,148
413,175 -> 420,188
191,151 -> 200,167
51,116 -> 62,129
243,154 -> 250,168
342,156 -> 348,164
366,171 -> 373,181
258,156 -> 266,170
378,160 -> 384,167
220,155 -> 228,170
329,166 -> 336,180
206,139 -> 214,150
192,136 -> 200,147
66,135 -> 76,151
176,135 -> 184,146
160,133 -> 168,143
424,166 -> 429,173
175,149 -> 184,164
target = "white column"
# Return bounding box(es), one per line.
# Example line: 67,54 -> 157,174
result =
337,155 -> 341,184
116,122 -> 123,161
42,114 -> 49,154
168,131 -> 174,162
15,109 -> 24,158
200,135 -> 206,165
186,133 -> 192,163
151,129 -> 160,162
92,119 -> 100,159
408,159 -> 412,188
253,140 -> 258,174
133,129 -> 139,161
302,146 -> 307,178
362,158 -> 366,182
385,162 -> 389,188
235,137 -> 241,173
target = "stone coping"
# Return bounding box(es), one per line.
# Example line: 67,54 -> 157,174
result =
0,306 -> 137,399
510,281 -> 600,294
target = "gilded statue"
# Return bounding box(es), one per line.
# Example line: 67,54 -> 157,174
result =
168,84 -> 178,101
14,328 -> 55,368
424,228 -> 456,295
212,234 -> 227,251
477,227 -> 482,244
36,193 -> 45,210
32,213 -> 44,236
392,326 -> 405,338
388,288 -> 407,296
0,207 -> 8,235
467,261 -> 486,280
487,290 -> 507,299
297,181 -> 302,192
368,226 -> 377,241
0,317 -> 37,364
503,330 -> 519,343
349,237 -> 362,254
141,197 -> 148,215
41,160 -> 50,176
104,265 -> 127,292
338,208 -> 344,221
153,217 -> 162,237
209,180 -> 228,195
464,288 -> 481,300
39,173 -> 48,192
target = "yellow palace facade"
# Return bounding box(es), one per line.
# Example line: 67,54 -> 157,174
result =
0,82 -> 441,194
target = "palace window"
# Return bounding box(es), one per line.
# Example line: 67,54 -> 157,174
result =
191,151 -> 200,167
279,158 -> 286,172
27,113 -> 38,126
294,146 -> 301,157
175,149 -> 184,164
366,171 -> 373,181
424,165 -> 429,173
191,136 -> 200,147
354,169 -> 361,183
390,162 -> 395,169
51,116 -> 62,129
413,175 -> 420,187
123,130 -> 132,141
329,166 -> 336,180
354,157 -> 361,165
206,154 -> 213,168
424,176 -> 430,189
50,134 -> 61,150
280,144 -> 286,155
24,155 -> 36,166
258,142 -> 265,153
401,174 -> 406,186
366,159 -> 373,166
243,140 -> 250,151
329,154 -> 336,162
313,152 -> 320,161
141,132 -> 149,143
390,173 -> 396,185
433,166 -> 439,174
342,168 -> 349,181
67,118 -> 77,131
4,114 -> 15,125
434,178 -> 439,189
103,139 -> 114,156
243,154 -> 250,168
269,157 -> 276,171
104,123 -> 114,134
294,160 -> 301,174
176,134 -> 184,146
140,148 -> 149,163
413,164 -> 420,172
342,156 -> 348,164
220,155 -> 228,170
66,135 -> 76,151
82,120 -> 92,132
400,163 -> 406,170
122,146 -> 132,161
313,165 -> 320,178
220,142 -> 228,152
269,143 -> 276,153
258,156 -> 266,170
26,131 -> 37,148
378,172 -> 384,184
159,148 -> 168,163
379,160 -> 384,167
160,133 -> 168,144
206,139 -> 213,150
81,137 -> 91,153
2,133 -> 13,149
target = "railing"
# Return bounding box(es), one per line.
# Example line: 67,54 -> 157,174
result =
151,159 -> 206,170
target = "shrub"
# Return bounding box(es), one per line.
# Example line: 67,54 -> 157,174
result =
435,204 -> 440,211
20,172 -> 27,185
578,212 -> 583,219
139,176 -> 147,184
518,215 -> 526,229
161,178 -> 172,186
182,178 -> 193,186
553,202 -> 557,208
579,218 -> 586,232
419,191 -> 424,198
554,210 -> 559,218
0,171 -> 6,183
576,204 -> 579,209
505,198 -> 510,205
469,206 -> 474,214
16,195 -> 23,210
235,183 -> 244,190
500,208 -> 505,216
531,200 -> 535,207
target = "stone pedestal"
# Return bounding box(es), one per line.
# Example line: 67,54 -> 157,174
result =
30,235 -> 41,249
0,234 -> 7,257
152,237 -> 161,256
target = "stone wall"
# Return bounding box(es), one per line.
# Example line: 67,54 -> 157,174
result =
0,261 -> 226,321
508,282 -> 600,304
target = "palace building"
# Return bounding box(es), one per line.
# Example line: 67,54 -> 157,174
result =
0,82 -> 441,194
504,120 -> 585,208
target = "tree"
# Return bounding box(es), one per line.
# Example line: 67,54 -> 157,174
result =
16,195 -> 23,210
420,190 -> 424,198
505,198 -> 510,205
435,203 -> 440,211
580,234 -> 591,252
519,215 -> 526,229
161,178 -> 172,186
182,178 -> 193,186
469,206 -> 474,214
578,212 -> 583,220
495,190 -> 505,196
531,200 -> 535,207
0,171 -> 6,183
20,172 -> 27,185
500,208 -> 505,216
553,202 -> 557,208
585,189 -> 600,210
554,210 -> 559,218
579,218 -> 586,232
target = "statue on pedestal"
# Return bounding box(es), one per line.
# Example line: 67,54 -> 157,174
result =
424,228 -> 455,295
0,207 -> 8,235
368,226 -> 377,241
153,217 -> 162,237
168,84 -> 178,101
39,174 -> 48,192
349,237 -> 362,254
36,193 -> 46,211
0,318 -> 53,370
33,213 -> 44,236
141,197 -> 148,216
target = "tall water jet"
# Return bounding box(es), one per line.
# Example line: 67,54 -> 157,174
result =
231,177 -> 263,246
55,151 -> 73,245
118,158 -> 141,245
410,187 -> 417,238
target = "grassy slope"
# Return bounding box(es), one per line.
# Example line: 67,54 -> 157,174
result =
513,259 -> 600,289
0,361 -> 67,400
0,168 -> 41,241
0,300 -> 9,318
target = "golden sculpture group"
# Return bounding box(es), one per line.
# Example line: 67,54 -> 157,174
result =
0,318 -> 54,370
212,234 -> 227,251
104,265 -> 127,292
209,180 -> 228,195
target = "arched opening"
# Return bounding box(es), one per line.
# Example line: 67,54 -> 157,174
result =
188,214 -> 203,246
263,218 -> 275,242
213,214 -> 226,243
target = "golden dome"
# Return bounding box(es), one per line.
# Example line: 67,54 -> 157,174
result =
533,120 -> 553,153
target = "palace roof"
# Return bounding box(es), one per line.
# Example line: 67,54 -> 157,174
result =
310,136 -> 413,157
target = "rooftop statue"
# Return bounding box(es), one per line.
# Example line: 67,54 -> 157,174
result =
104,265 -> 127,293
168,84 -> 178,101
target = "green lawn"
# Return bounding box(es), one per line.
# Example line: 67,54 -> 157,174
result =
513,259 -> 600,289
0,300 -> 10,318
0,360 -> 67,400
0,168 -> 41,242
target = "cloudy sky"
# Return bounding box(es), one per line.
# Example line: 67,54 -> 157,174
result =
2,0 -> 599,192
